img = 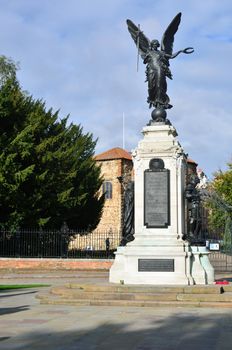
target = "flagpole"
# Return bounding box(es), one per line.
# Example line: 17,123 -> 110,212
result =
122,112 -> 125,149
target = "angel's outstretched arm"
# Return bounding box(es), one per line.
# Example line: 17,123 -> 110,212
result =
168,47 -> 194,59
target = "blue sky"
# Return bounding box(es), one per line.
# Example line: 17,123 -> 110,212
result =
0,0 -> 232,177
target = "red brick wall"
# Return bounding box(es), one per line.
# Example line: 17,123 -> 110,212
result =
0,258 -> 113,270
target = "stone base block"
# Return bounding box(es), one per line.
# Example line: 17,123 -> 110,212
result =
110,245 -> 191,285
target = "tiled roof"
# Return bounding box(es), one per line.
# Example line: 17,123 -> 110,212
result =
95,147 -> 132,161
187,158 -> 198,166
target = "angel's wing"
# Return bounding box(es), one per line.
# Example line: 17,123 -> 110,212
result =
161,13 -> 181,55
126,19 -> 150,57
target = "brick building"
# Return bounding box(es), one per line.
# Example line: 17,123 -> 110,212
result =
95,147 -> 133,233
186,158 -> 198,176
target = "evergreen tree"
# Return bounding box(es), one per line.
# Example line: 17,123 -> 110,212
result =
0,56 -> 104,230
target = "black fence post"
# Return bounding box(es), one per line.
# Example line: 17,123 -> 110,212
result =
38,228 -> 43,258
60,222 -> 69,258
105,237 -> 110,258
15,228 -> 20,258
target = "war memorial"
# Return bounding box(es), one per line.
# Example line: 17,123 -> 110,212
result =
110,13 -> 215,285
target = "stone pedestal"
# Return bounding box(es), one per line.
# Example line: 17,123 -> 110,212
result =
191,246 -> 215,284
109,123 -> 215,285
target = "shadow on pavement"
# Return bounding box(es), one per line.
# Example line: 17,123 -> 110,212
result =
0,337 -> 11,342
0,305 -> 30,316
0,311 -> 231,350
0,290 -> 37,298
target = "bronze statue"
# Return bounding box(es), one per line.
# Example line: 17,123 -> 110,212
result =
127,13 -> 194,122
120,181 -> 134,246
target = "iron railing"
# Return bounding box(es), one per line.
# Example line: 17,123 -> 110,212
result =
0,228 -> 121,259
3,227 -> 232,271
205,228 -> 232,272
209,251 -> 232,272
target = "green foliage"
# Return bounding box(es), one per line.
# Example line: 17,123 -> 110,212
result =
208,163 -> 232,249
0,55 -> 19,87
0,56 -> 104,230
224,216 -> 232,251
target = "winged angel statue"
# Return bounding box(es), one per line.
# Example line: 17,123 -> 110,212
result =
127,13 -> 194,122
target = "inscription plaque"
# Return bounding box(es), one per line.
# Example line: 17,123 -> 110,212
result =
144,168 -> 170,228
138,259 -> 174,272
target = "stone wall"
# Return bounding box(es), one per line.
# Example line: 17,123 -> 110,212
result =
97,158 -> 122,232
95,158 -> 133,233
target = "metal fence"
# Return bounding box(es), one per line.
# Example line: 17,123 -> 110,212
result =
207,240 -> 232,272
209,251 -> 232,272
0,228 -> 121,259
206,228 -> 232,272
2,227 -> 232,270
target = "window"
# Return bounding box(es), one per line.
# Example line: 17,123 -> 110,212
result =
102,181 -> 112,199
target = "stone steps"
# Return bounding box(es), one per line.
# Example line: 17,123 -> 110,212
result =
36,282 -> 232,308
37,294 -> 232,308
67,283 -> 225,294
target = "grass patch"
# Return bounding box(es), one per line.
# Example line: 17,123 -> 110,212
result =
0,284 -> 50,290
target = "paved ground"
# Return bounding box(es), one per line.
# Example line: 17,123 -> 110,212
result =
1,271 -> 232,350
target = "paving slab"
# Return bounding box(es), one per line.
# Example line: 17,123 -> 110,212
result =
1,271 -> 232,349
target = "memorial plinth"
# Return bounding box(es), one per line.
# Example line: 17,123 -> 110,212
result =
109,123 -> 214,285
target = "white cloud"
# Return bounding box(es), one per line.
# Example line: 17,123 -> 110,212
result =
0,0 -> 232,177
